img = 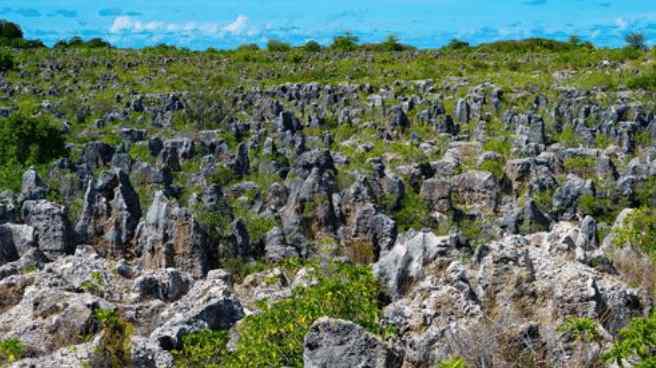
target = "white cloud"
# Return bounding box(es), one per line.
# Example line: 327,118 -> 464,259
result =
110,15 -> 253,36
224,15 -> 249,34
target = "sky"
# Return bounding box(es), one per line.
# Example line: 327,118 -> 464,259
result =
1,0 -> 656,50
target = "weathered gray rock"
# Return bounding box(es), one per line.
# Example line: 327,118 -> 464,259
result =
374,230 -> 466,300
19,168 -> 48,202
303,317 -> 402,368
0,287 -> 112,356
132,268 -> 193,303
22,200 -> 74,257
76,170 -> 142,256
0,224 -> 35,265
151,269 -> 244,350
452,170 -> 499,213
136,191 -> 212,278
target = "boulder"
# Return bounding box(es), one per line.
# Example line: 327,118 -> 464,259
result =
150,270 -> 244,350
22,200 -> 74,257
303,317 -> 402,368
0,224 -> 35,265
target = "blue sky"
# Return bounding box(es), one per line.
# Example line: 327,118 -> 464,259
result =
1,1 -> 655,49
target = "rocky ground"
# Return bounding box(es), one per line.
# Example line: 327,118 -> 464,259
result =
1,40 -> 656,367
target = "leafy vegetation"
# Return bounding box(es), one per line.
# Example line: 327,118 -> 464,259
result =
0,113 -> 67,191
90,309 -> 134,368
603,311 -> 656,367
0,50 -> 13,72
614,207 -> 656,260
173,261 -> 389,368
0,338 -> 25,365
558,317 -> 601,343
436,356 -> 468,368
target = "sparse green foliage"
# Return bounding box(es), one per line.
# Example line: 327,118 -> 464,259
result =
0,20 -> 22,40
0,338 -> 25,364
437,356 -> 468,368
0,113 -> 67,191
267,39 -> 292,52
173,261 -> 388,368
627,69 -> 656,91
91,309 -> 133,368
603,311 -> 656,367
303,40 -> 321,52
563,156 -> 596,178
614,207 -> 656,259
559,317 -> 602,343
331,32 -> 359,51
444,39 -> 470,50
0,50 -> 13,72
393,189 -> 432,232
625,32 -> 647,50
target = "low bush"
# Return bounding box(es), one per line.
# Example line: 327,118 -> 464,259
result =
0,113 -> 67,191
173,261 -> 389,367
331,33 -> 359,52
613,207 -> 656,259
91,309 -> 134,368
0,50 -> 13,72
267,39 -> 292,52
0,338 -> 25,364
627,70 -> 656,91
303,40 -> 321,53
603,311 -> 656,367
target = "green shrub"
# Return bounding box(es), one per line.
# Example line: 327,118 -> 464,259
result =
0,50 -> 13,72
479,160 -> 505,181
267,39 -> 292,52
627,70 -> 656,91
393,189 -> 432,232
0,338 -> 25,364
331,32 -> 359,51
443,39 -> 470,51
91,309 -> 134,368
237,43 -> 260,51
625,32 -> 647,50
376,35 -> 408,52
173,330 -> 230,368
563,156 -> 596,178
303,40 -> 321,52
613,207 -> 656,259
55,37 -> 112,49
558,317 -> 601,343
0,20 -> 22,40
603,311 -> 656,367
556,126 -> 581,147
0,113 -> 67,166
173,261 -> 389,368
0,114 -> 67,191
437,356 -> 468,368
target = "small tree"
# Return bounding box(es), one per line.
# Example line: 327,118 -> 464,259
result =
266,39 -> 291,52
237,43 -> 259,51
625,32 -> 647,50
331,32 -> 359,51
0,20 -> 23,40
380,35 -> 404,51
445,38 -> 470,50
303,40 -> 321,52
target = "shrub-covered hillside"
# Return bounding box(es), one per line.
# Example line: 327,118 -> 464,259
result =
0,20 -> 656,367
